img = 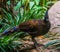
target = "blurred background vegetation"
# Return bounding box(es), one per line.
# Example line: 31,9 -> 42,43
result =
0,0 -> 59,52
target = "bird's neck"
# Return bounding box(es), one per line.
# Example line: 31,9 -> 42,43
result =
44,16 -> 49,23
44,10 -> 49,23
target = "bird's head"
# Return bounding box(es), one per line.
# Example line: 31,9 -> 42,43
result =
44,10 -> 49,22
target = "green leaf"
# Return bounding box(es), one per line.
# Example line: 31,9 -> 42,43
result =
34,0 -> 40,5
29,2 -> 35,9
14,2 -> 21,11
7,1 -> 11,5
0,46 -> 6,52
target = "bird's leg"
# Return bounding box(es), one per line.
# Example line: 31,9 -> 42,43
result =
31,37 -> 44,52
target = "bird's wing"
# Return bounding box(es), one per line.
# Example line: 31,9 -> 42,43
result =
19,20 -> 39,32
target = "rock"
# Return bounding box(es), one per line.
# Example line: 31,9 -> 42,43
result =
48,1 -> 60,35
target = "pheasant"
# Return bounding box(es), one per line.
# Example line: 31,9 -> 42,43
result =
1,10 -> 51,49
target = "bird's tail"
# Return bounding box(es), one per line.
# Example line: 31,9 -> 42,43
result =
0,26 -> 19,37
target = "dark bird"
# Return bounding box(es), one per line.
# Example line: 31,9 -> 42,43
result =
1,10 -> 51,49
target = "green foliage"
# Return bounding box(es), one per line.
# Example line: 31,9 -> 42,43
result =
0,36 -> 17,52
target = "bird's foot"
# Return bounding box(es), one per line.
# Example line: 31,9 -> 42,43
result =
34,42 -> 44,48
37,44 -> 44,47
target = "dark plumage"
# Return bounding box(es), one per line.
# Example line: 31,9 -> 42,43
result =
1,10 -> 51,49
19,19 -> 50,37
